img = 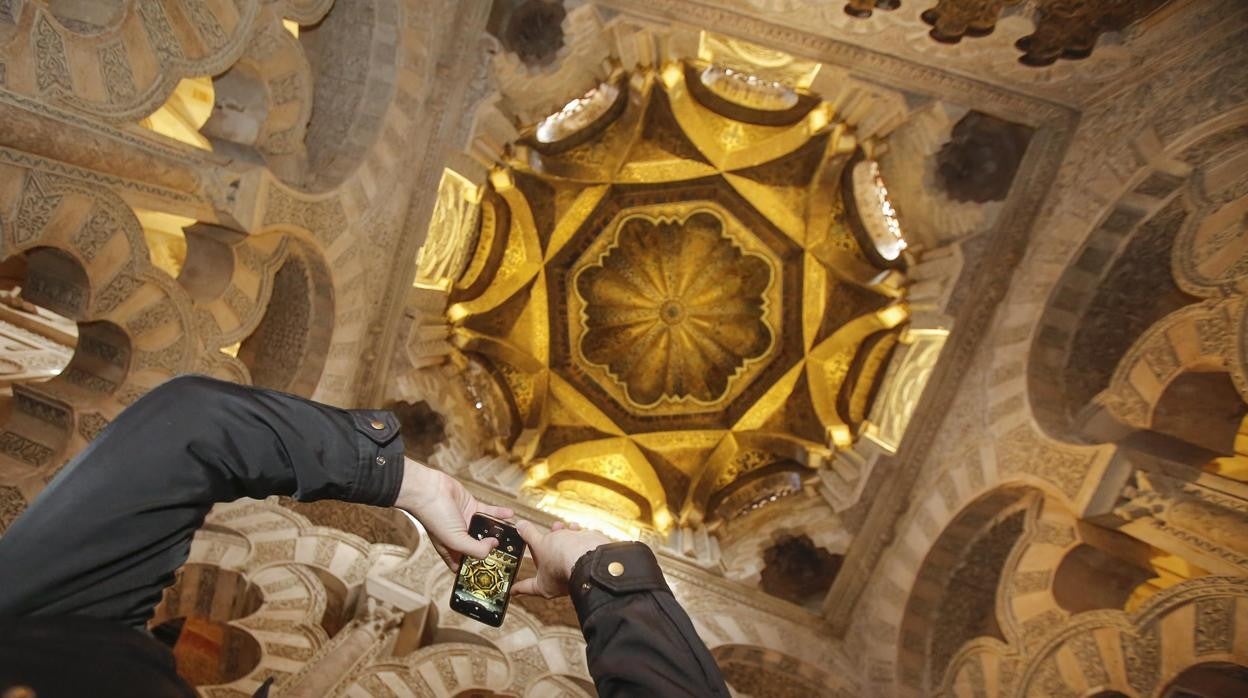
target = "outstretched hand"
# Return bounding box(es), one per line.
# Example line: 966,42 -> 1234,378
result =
511,520 -> 610,598
395,458 -> 514,572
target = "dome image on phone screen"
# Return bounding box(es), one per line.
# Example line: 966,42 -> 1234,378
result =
455,548 -> 518,614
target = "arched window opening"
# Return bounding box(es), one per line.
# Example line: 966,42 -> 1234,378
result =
535,80 -> 622,145
843,155 -> 909,266
709,467 -> 805,522
698,65 -> 799,112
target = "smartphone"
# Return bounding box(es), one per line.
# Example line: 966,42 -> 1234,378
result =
449,513 -> 526,627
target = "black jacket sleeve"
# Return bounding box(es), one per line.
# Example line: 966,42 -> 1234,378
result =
0,374 -> 405,628
569,542 -> 730,697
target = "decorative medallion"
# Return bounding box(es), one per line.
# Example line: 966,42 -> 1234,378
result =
575,208 -> 775,408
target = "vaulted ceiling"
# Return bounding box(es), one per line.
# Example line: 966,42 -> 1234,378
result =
446,60 -> 911,533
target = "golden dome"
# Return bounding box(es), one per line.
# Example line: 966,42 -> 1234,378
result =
443,62 -> 909,531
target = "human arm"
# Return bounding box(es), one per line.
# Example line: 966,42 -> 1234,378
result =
512,521 -> 730,697
0,374 -> 507,627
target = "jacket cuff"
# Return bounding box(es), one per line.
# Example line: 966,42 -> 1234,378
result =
346,409 -> 405,506
569,541 -> 670,623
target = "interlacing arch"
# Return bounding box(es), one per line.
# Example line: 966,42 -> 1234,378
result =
1025,107 -> 1248,448
154,498 -> 411,695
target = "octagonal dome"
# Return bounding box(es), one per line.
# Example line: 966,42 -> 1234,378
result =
445,61 -> 909,531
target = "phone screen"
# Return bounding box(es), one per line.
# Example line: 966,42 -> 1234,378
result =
449,514 -> 524,627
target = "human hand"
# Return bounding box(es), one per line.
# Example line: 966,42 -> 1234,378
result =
511,520 -> 610,598
395,457 -> 514,572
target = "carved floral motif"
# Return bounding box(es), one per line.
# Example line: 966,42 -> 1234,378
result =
578,211 -> 772,405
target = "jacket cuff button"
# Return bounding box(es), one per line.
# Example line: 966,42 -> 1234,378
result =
607,561 -> 624,577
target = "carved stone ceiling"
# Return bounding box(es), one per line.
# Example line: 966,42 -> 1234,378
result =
447,62 -> 908,532
599,0 -> 1196,106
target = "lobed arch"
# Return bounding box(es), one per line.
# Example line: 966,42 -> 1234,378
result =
850,431 -> 1100,698
247,172 -> 382,405
149,563 -> 268,687
0,169 -> 198,506
235,236 -> 335,395
991,500 -> 1163,655
0,0 -> 266,122
153,557 -> 331,694
941,638 -> 1021,698
715,488 -> 849,589
0,163 -> 350,525
229,0 -> 456,411
911,504 -> 1248,698
1077,299 -> 1246,452
1023,106 -> 1248,447
387,359 -> 498,471
347,642 -> 516,696
156,497 -> 416,694
893,485 -> 1040,695
201,10 -> 316,184
906,477 -> 1244,698
1013,576 -> 1248,698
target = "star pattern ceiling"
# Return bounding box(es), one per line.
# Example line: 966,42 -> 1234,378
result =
444,61 -> 911,533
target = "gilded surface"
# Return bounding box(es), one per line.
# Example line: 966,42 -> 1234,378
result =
869,328 -> 948,452
437,61 -> 908,530
416,169 -> 482,288
575,207 -> 775,408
